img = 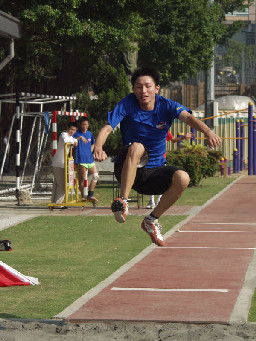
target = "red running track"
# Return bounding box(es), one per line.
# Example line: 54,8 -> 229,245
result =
66,175 -> 256,323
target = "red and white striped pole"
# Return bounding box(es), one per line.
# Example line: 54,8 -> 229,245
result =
70,110 -> 75,122
51,110 -> 87,156
84,169 -> 88,196
52,111 -> 58,156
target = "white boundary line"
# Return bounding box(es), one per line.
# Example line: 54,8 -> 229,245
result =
160,247 -> 256,250
230,248 -> 256,322
190,222 -> 256,225
111,287 -> 229,293
178,230 -> 256,233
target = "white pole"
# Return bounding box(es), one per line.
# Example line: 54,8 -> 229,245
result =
15,92 -> 21,195
21,116 -> 37,185
0,113 -> 15,178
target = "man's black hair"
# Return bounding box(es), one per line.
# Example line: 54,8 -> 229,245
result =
131,67 -> 160,86
67,122 -> 77,129
79,117 -> 89,123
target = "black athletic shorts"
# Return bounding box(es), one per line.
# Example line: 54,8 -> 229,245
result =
114,145 -> 181,195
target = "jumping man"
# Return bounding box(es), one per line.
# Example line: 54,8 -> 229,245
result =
93,67 -> 221,246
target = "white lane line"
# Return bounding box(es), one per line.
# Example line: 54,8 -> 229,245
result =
160,247 -> 256,250
111,287 -> 229,293
178,230 -> 256,233
191,223 -> 256,225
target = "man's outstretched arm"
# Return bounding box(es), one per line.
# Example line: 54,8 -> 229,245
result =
179,111 -> 221,149
93,124 -> 113,161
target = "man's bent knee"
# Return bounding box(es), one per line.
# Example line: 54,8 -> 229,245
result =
127,143 -> 145,164
92,172 -> 99,183
172,170 -> 190,190
128,142 -> 145,156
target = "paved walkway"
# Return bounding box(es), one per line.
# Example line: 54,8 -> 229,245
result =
0,198 -> 197,230
53,175 -> 256,324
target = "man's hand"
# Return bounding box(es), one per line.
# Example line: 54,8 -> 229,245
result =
179,111 -> 221,150
184,132 -> 194,139
81,136 -> 87,144
93,124 -> 113,161
93,147 -> 108,162
204,130 -> 222,149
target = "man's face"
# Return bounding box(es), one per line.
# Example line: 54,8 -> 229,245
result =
67,126 -> 77,136
132,76 -> 160,110
80,121 -> 89,132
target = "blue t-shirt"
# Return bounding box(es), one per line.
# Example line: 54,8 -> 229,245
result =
73,130 -> 95,164
108,93 -> 191,168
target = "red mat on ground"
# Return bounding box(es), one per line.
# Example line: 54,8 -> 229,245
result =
0,262 -> 37,287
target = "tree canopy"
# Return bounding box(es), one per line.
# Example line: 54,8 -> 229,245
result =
0,0 -> 252,92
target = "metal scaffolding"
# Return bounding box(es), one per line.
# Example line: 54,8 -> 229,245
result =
0,92 -> 77,195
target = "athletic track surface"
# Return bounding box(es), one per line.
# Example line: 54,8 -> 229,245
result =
50,175 -> 256,324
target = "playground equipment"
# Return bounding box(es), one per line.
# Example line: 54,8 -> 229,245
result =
231,103 -> 256,175
169,102 -> 256,175
48,143 -> 96,210
0,92 -> 79,194
218,157 -> 229,177
0,92 -> 89,197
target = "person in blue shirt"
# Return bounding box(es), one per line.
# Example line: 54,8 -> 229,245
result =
73,117 -> 99,202
93,67 -> 221,246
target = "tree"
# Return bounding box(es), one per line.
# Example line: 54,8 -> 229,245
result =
220,40 -> 256,84
223,40 -> 245,71
137,0 -> 253,83
75,59 -> 129,156
0,0 -> 252,91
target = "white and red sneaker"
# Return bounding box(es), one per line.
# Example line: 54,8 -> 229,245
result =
141,217 -> 165,246
111,198 -> 128,223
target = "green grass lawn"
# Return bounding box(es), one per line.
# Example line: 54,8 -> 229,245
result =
248,295 -> 256,321
2,173 -> 254,321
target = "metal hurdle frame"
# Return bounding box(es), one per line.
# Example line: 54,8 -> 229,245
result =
248,102 -> 256,175
234,102 -> 256,175
188,103 -> 256,176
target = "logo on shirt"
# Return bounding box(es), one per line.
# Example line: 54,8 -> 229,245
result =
176,107 -> 183,110
88,138 -> 91,142
156,121 -> 166,129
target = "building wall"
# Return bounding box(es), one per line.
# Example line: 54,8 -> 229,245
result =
161,83 -> 256,110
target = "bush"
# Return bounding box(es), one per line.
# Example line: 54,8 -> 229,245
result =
166,141 -> 222,186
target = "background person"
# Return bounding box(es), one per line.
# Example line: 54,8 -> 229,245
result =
51,122 -> 82,205
146,131 -> 194,209
73,117 -> 99,202
93,67 -> 221,247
